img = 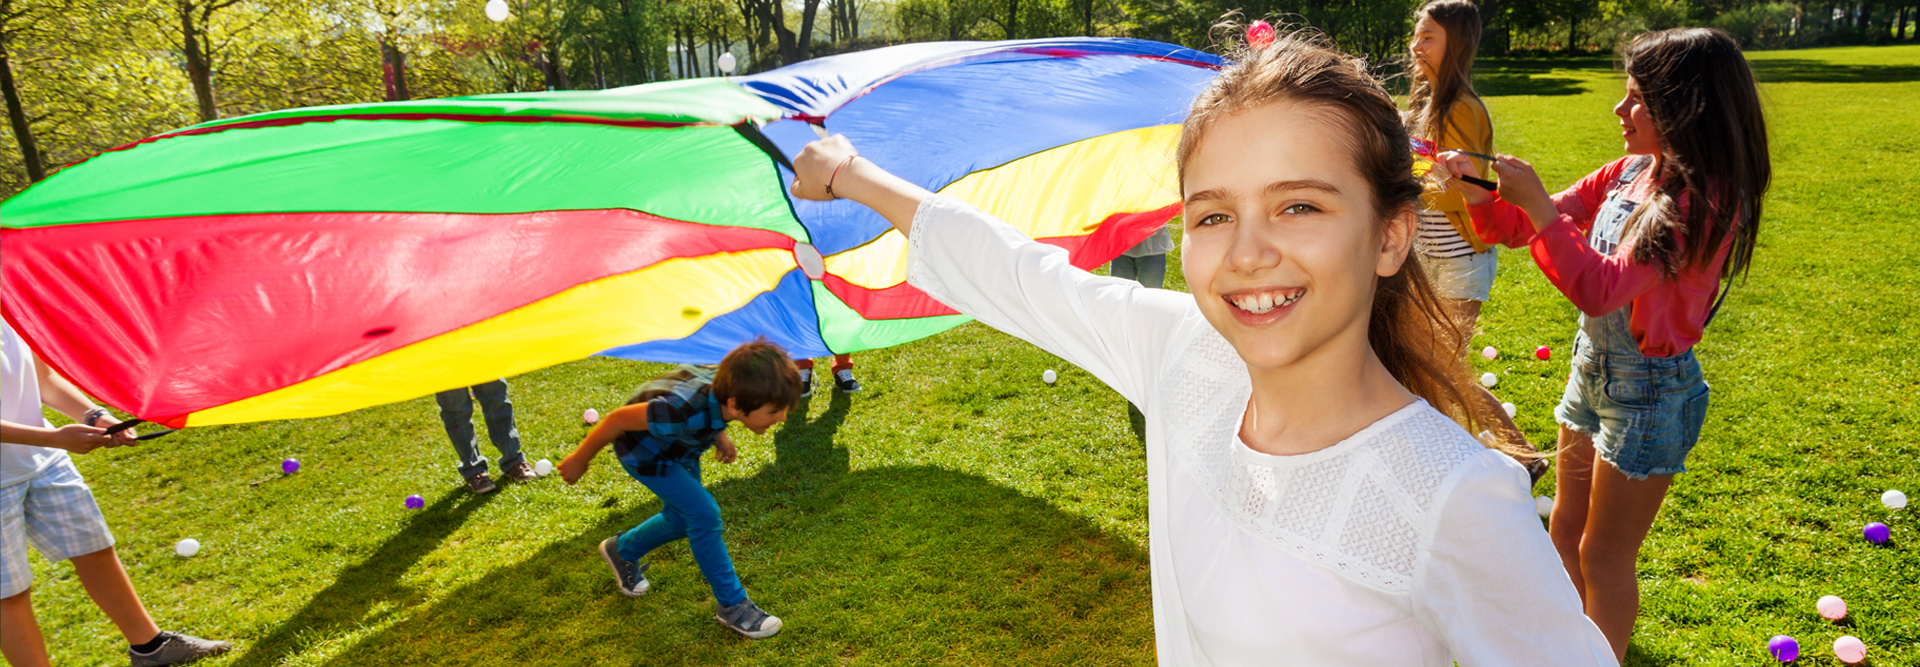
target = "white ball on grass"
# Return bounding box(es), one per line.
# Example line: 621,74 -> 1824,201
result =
175,538 -> 201,557
484,0 -> 510,21
535,459 -> 554,477
1884,489 -> 1908,510
1535,496 -> 1554,517
1043,369 -> 1057,385
1479,372 -> 1498,388
1502,402 -> 1517,418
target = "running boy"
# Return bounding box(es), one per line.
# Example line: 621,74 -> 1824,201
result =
557,339 -> 799,639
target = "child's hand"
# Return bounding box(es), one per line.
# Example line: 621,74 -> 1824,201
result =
1487,155 -> 1557,231
713,432 -> 738,464
48,424 -> 113,454
558,450 -> 593,485
96,415 -> 139,447
790,135 -> 860,202
1436,151 -> 1489,204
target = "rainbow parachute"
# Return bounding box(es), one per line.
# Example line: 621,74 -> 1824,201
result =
0,38 -> 1221,428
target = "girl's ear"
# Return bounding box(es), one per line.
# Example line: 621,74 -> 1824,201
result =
1376,206 -> 1417,277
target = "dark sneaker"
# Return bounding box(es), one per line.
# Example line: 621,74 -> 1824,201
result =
129,631 -> 231,666
501,460 -> 538,483
599,537 -> 650,597
833,369 -> 862,393
798,368 -> 814,399
465,472 -> 497,494
716,598 -> 783,639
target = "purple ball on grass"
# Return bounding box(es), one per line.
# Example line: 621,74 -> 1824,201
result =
405,494 -> 425,510
281,458 -> 300,475
1767,635 -> 1799,662
1863,522 -> 1891,544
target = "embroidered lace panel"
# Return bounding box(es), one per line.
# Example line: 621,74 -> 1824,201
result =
1166,326 -> 1482,596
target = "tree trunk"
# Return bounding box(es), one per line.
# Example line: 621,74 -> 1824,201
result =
1082,0 -> 1093,36
797,0 -> 820,60
0,34 -> 44,182
1005,0 -> 1017,38
380,37 -> 410,101
948,0 -> 960,40
180,0 -> 218,121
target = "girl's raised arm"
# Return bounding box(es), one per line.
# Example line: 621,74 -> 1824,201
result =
791,135 -> 930,236
789,136 -> 1195,409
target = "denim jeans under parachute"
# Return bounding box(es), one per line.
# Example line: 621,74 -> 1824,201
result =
435,379 -> 525,479
615,448 -> 748,607
1552,161 -> 1711,480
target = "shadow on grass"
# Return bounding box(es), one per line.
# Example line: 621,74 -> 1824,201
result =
312,391 -> 1154,666
229,489 -> 496,667
1476,73 -> 1592,97
1625,642 -> 1681,666
1749,59 -> 1920,83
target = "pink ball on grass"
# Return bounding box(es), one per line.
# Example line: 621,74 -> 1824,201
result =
1817,595 -> 1847,620
583,408 -> 601,425
1833,636 -> 1866,664
1766,635 -> 1799,662
1863,522 -> 1891,544
1535,345 -> 1552,361
404,494 -> 425,510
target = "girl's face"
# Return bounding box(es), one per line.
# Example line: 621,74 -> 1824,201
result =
1180,101 -> 1416,373
1614,76 -> 1663,155
1409,15 -> 1447,79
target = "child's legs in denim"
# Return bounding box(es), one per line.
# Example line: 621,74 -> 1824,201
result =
435,387 -> 489,478
468,379 -> 525,468
617,460 -> 746,606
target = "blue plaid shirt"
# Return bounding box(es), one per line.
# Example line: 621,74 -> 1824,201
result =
613,375 -> 727,476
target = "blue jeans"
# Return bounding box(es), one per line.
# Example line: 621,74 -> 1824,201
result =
435,380 -> 524,479
1109,253 -> 1167,289
616,457 -> 746,607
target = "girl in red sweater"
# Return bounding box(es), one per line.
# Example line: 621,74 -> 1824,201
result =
1439,27 -> 1769,661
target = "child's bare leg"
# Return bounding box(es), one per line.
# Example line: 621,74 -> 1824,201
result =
1,589 -> 51,667
1549,427 -> 1595,598
69,547 -> 161,644
1579,460 -> 1673,662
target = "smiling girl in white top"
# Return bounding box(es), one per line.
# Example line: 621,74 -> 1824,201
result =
788,29 -> 1615,667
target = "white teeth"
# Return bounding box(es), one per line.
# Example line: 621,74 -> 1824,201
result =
1229,290 -> 1301,315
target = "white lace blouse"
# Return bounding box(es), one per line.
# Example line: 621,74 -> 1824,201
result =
906,196 -> 1617,667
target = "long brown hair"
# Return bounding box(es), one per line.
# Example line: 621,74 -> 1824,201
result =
1619,27 -> 1770,280
1404,0 -> 1483,142
1178,25 -> 1526,458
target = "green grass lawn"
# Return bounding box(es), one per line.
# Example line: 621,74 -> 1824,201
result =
28,43 -> 1920,666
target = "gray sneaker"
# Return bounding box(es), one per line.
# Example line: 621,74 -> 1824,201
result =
716,598 -> 783,639
598,537 -> 650,596
128,632 -> 231,666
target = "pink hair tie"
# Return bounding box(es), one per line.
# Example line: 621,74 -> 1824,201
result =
1247,20 -> 1276,50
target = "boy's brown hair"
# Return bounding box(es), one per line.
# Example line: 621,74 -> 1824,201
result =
712,338 -> 802,414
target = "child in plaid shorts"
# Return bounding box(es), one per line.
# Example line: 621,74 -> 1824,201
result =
2,319 -> 229,666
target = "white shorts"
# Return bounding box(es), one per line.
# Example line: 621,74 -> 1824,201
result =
1423,248 -> 1499,302
1,458 -> 114,598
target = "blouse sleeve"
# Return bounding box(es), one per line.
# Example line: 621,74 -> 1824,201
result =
1412,450 -> 1620,667
905,195 -> 1195,410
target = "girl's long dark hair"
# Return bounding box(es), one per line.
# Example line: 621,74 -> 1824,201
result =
1620,27 -> 1770,280
1178,25 -> 1529,459
1404,0 -> 1483,143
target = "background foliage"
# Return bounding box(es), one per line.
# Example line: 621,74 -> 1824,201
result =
4,0 -> 1917,197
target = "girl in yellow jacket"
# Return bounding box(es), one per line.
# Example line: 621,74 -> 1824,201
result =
1406,0 -> 1546,479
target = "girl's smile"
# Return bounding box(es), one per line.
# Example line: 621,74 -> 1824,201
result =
1613,77 -> 1662,155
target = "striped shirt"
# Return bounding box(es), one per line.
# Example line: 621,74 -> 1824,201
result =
1417,210 -> 1476,259
613,370 -> 727,476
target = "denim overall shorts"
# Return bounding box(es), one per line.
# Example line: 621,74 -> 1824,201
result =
1552,157 -> 1712,480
